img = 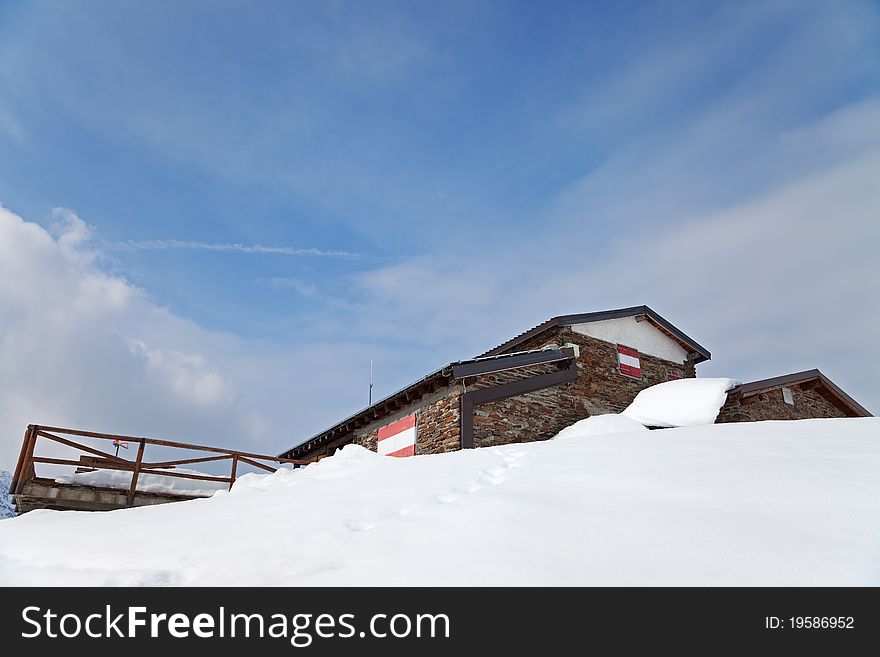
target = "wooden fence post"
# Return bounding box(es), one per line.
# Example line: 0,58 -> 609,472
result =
10,426 -> 33,495
126,440 -> 146,507
14,426 -> 38,496
229,454 -> 238,491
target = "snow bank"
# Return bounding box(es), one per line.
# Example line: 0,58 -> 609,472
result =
622,377 -> 739,427
553,414 -> 648,439
1,417 -> 879,586
54,467 -> 230,497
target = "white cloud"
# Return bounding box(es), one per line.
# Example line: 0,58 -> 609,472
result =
50,207 -> 93,250
0,205 -> 383,470
127,339 -> 236,407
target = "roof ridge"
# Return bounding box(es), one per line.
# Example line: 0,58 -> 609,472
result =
477,305 -> 710,362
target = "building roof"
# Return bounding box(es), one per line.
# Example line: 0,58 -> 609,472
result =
280,346 -> 577,459
478,305 -> 712,363
729,369 -> 872,417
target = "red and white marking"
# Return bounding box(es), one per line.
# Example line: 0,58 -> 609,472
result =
377,413 -> 417,458
617,344 -> 641,378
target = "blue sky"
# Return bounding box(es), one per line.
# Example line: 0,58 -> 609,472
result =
1,1 -> 879,466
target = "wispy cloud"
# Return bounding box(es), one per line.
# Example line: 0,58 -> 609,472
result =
107,239 -> 361,259
0,108 -> 26,145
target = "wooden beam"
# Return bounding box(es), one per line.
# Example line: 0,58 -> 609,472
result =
14,427 -> 38,496
33,425 -> 307,464
461,357 -> 578,449
141,454 -> 231,469
126,440 -> 146,508
37,430 -> 128,463
9,426 -> 34,496
32,457 -> 233,484
238,456 -> 277,473
228,454 -> 238,491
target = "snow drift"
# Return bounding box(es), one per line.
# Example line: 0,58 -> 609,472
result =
1,417 -> 879,586
622,377 -> 739,427
553,413 -> 648,439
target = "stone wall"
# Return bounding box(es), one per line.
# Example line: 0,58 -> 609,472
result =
716,385 -> 849,423
345,386 -> 462,456
472,326 -> 695,448
318,325 -> 699,457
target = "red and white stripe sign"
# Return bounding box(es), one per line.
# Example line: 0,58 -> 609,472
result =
617,344 -> 641,378
377,413 -> 417,458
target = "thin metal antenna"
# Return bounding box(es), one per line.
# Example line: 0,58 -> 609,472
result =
369,358 -> 374,405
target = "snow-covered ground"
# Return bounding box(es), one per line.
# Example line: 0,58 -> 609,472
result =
0,417 -> 878,586
0,471 -> 13,520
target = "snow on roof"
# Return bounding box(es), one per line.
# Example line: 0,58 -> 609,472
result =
2,416 -> 879,585
621,378 -> 740,428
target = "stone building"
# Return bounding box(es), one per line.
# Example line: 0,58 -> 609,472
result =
281,306 -> 872,462
716,369 -> 871,423
281,306 -> 711,460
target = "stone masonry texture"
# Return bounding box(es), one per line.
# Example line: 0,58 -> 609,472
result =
318,325 -> 697,458
716,385 -> 849,423
471,326 -> 695,448
349,387 -> 462,456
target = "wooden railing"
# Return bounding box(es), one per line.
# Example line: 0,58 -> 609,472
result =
9,424 -> 308,507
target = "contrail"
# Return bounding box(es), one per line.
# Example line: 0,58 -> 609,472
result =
107,239 -> 361,258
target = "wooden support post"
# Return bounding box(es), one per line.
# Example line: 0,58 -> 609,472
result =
229,454 -> 238,491
10,426 -> 33,495
460,395 -> 475,449
126,440 -> 146,508
14,426 -> 38,496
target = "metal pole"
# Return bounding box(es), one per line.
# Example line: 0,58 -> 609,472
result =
369,358 -> 373,405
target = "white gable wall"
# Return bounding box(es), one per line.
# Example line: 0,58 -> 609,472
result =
570,317 -> 689,364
